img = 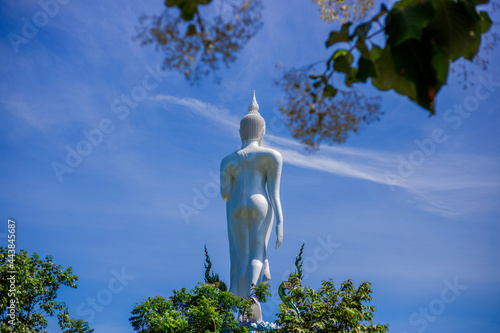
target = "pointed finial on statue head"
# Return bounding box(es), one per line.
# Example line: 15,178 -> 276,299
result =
240,90 -> 265,144
248,90 -> 259,113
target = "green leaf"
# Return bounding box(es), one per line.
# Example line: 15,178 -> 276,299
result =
371,44 -> 417,100
392,0 -> 426,11
332,49 -> 355,86
427,0 -> 482,60
373,38 -> 442,112
386,2 -> 435,47
326,22 -> 352,47
479,11 -> 492,33
180,3 -> 198,21
333,50 -> 354,76
356,57 -> 377,82
323,84 -> 338,98
333,49 -> 350,60
370,44 -> 383,60
430,48 -> 449,85
333,48 -> 353,67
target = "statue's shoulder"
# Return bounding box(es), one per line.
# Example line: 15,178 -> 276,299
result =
221,151 -> 239,166
260,147 -> 282,163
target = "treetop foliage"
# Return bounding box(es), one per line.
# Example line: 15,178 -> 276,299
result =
277,278 -> 389,332
129,283 -> 252,333
130,243 -> 388,332
0,247 -> 93,332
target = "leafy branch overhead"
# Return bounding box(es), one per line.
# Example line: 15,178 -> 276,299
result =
134,0 -> 263,83
322,0 -> 492,112
136,0 -> 494,149
278,0 -> 492,148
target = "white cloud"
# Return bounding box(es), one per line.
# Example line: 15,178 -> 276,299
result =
152,94 -> 240,131
153,93 -> 500,217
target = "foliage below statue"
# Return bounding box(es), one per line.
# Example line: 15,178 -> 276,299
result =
130,243 -> 388,332
129,284 -> 252,333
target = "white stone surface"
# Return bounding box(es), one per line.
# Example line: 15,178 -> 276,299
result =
220,92 -> 284,322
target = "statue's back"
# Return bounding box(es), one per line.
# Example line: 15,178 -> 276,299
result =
229,148 -> 273,220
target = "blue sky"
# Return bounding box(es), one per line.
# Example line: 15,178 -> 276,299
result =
1,0 -> 499,332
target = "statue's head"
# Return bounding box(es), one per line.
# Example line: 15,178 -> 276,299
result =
240,91 -> 265,145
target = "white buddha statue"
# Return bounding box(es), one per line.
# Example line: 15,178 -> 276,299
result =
220,91 -> 284,322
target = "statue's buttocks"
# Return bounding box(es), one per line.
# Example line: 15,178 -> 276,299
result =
228,150 -> 273,220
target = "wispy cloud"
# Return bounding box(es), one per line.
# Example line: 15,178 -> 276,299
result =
152,94 -> 240,131
152,93 -> 407,186
401,156 -> 500,216
153,93 -> 500,217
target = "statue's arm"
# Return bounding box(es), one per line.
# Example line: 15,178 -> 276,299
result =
220,158 -> 233,202
266,151 -> 283,249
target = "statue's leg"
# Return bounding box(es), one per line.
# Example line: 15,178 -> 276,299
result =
227,219 -> 238,295
230,216 -> 250,297
248,297 -> 263,323
247,210 -> 270,324
247,194 -> 273,288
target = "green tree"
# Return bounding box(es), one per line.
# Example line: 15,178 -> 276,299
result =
129,296 -> 188,333
135,0 -> 495,149
130,283 -> 252,333
0,247 -> 93,333
277,277 -> 388,332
